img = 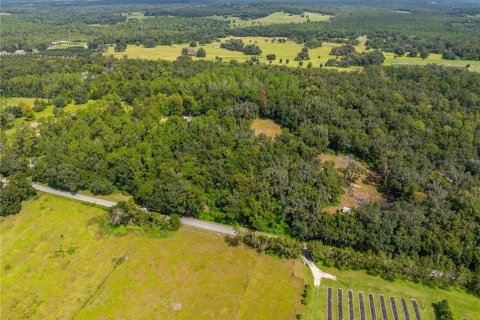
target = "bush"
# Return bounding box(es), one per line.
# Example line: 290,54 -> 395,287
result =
432,300 -> 454,320
108,200 -> 182,231
53,95 -> 68,108
226,231 -> 302,259
301,284 -> 313,305
33,99 -> 49,112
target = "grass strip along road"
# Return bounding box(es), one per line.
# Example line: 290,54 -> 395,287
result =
31,183 -> 235,235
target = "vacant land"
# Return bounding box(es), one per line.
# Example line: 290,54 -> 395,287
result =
107,36 -> 480,72
318,153 -> 384,213
1,194 -> 305,319
303,263 -> 480,320
251,118 -> 282,138
213,11 -> 331,27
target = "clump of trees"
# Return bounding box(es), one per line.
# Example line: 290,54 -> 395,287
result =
243,44 -> 262,55
225,231 -> 303,259
220,39 -> 245,51
295,46 -> 310,60
196,48 -> 206,58
220,39 -> 261,55
109,200 -> 182,231
0,174 -> 37,216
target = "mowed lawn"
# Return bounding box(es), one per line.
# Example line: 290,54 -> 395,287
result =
0,194 -> 306,320
107,36 -> 480,72
303,263 -> 480,320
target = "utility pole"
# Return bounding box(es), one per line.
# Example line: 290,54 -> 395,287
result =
140,19 -> 144,40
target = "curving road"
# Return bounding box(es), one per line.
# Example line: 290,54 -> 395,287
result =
31,183 -> 236,235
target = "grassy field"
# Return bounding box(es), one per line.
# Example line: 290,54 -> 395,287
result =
106,36 -> 363,71
303,263 -> 480,320
384,52 -> 480,73
1,194 -> 306,319
107,36 -> 480,72
212,11 -> 331,27
251,118 -> 282,138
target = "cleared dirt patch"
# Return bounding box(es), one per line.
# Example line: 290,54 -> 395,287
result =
251,118 -> 282,138
318,153 -> 385,214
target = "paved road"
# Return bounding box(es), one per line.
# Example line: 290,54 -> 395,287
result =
338,289 -> 343,320
369,294 -> 377,320
411,299 -> 421,320
32,183 -> 117,207
348,290 -> 355,320
31,183 -> 236,235
328,287 -> 333,320
359,292 -> 366,320
379,295 -> 388,320
390,297 -> 400,320
401,299 -> 410,320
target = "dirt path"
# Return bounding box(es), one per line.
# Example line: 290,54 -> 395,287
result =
301,250 -> 336,287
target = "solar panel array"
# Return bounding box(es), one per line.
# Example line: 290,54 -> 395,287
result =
326,288 -> 423,320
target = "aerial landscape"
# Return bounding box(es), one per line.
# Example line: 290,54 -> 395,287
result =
0,0 -> 479,319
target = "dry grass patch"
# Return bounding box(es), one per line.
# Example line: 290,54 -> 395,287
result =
318,153 -> 385,213
251,118 -> 282,138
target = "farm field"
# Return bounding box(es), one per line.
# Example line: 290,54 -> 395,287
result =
0,194 -> 306,320
303,263 -> 480,320
211,11 -> 331,27
107,36 -> 480,72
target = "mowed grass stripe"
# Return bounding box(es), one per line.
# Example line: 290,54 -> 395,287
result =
237,255 -> 304,320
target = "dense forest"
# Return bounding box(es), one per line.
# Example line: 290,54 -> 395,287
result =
1,1 -> 479,60
1,54 -> 479,293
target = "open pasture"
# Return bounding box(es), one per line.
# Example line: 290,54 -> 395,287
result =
107,36 -> 480,73
1,194 -> 306,320
106,36 -> 363,71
